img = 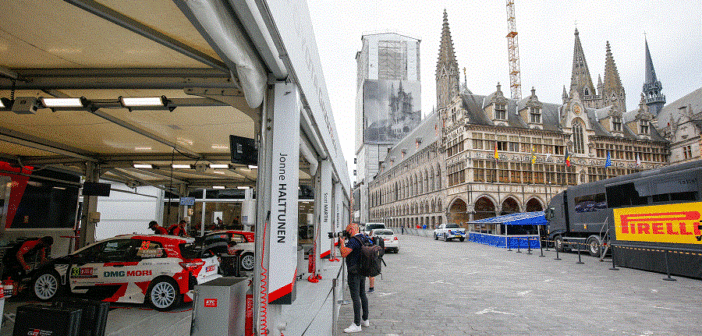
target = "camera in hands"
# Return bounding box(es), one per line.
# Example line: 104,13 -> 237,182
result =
328,231 -> 350,239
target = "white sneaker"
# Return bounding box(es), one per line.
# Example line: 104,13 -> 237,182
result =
344,323 -> 362,333
362,319 -> 370,327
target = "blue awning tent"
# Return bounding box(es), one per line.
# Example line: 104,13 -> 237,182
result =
468,211 -> 547,248
470,211 -> 547,226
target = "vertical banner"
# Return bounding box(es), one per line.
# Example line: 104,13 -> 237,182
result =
317,160 -> 332,259
268,82 -> 299,304
334,183 -> 343,234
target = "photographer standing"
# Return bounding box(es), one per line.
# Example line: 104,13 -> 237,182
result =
339,223 -> 369,333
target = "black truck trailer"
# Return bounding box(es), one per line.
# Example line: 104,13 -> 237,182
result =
546,160 -> 702,278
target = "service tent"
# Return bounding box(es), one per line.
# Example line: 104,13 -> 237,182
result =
468,211 -> 547,248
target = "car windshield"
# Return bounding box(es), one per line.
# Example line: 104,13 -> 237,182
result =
446,224 -> 460,228
374,230 -> 394,236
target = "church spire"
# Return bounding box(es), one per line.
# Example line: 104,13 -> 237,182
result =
569,28 -> 596,99
602,41 -> 626,112
436,9 -> 460,113
437,9 -> 457,66
642,38 -> 666,116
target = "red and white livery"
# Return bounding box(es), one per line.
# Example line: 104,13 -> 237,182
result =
32,234 -> 221,311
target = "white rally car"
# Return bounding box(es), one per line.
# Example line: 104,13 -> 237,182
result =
433,223 -> 467,242
32,234 -> 221,311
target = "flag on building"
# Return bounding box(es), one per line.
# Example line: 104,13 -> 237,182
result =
565,148 -> 571,167
530,145 -> 536,164
636,154 -> 641,167
494,142 -> 499,161
605,151 -> 612,168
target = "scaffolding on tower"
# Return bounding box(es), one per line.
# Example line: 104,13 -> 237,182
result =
506,0 -> 522,100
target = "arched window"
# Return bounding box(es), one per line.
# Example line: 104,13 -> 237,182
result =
573,120 -> 585,154
430,168 -> 435,192
424,170 -> 429,192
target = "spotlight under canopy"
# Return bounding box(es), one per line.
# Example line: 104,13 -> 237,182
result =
40,97 -> 86,108
120,96 -> 166,107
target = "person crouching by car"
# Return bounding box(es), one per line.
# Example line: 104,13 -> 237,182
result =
2,236 -> 53,281
339,223 -> 370,333
149,220 -> 168,234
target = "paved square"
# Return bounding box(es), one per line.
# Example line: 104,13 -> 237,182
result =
337,233 -> 702,335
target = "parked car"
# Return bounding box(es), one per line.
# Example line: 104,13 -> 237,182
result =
198,230 -> 255,272
363,223 -> 386,235
433,223 -> 466,241
370,229 -> 399,253
31,234 -> 221,311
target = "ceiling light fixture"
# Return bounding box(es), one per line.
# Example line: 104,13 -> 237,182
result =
119,96 -> 174,112
248,165 -> 258,169
212,186 -> 225,189
172,164 -> 192,169
0,98 -> 12,110
40,97 -> 86,108
133,164 -> 153,169
237,186 -> 250,190
134,147 -> 152,151
209,164 -> 229,169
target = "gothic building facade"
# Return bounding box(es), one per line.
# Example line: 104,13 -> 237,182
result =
368,10 -> 674,229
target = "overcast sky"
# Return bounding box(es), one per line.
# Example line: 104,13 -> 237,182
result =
307,1 -> 702,178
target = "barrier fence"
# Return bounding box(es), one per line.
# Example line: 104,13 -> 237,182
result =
395,227 -> 699,282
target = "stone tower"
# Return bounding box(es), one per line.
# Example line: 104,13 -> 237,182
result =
642,38 -> 666,117
601,41 -> 627,113
436,9 -> 460,114
568,29 -> 626,113
569,29 -> 597,106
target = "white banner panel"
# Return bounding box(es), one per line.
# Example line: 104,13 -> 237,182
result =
263,0 -> 350,191
268,82 -> 299,304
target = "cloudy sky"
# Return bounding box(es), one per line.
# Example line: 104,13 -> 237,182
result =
306,1 -> 702,178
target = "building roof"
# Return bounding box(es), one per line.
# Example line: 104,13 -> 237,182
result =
378,111 -> 440,176
655,87 -> 702,127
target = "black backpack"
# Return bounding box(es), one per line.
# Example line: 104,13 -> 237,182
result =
353,235 -> 386,277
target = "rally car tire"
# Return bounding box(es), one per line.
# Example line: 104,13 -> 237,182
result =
434,234 -> 438,240
459,237 -> 465,242
147,277 -> 182,311
240,252 -> 255,272
33,270 -> 64,301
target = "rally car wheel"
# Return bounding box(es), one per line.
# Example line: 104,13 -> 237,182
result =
33,270 -> 63,301
147,277 -> 182,311
240,253 -> 255,272
434,234 -> 438,240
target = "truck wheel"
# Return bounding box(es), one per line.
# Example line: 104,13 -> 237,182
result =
587,236 -> 601,257
554,236 -> 565,252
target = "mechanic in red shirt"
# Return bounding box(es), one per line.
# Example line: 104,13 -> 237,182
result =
149,220 -> 168,234
168,220 -> 189,237
2,236 -> 53,281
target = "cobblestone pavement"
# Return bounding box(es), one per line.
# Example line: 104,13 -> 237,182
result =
336,233 -> 702,335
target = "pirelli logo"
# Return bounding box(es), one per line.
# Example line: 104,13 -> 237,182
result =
614,202 -> 702,244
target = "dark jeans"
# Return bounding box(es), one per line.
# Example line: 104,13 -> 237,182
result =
347,271 -> 368,326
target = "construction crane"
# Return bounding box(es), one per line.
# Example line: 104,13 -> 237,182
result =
506,0 -> 522,100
